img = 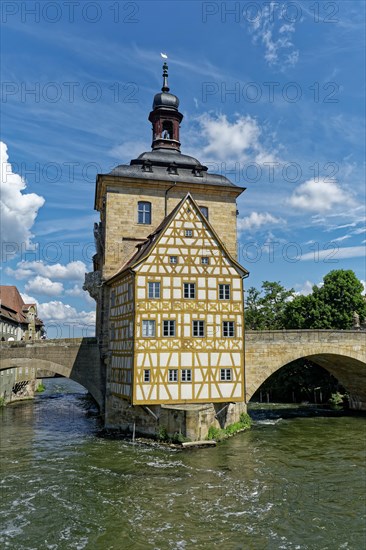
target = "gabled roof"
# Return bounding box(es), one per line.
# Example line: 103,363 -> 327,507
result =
106,193 -> 249,284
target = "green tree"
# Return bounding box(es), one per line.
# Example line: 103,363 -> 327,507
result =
284,269 -> 366,329
245,281 -> 294,330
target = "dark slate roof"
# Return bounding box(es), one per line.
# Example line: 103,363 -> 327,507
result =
152,91 -> 179,110
108,149 -> 243,189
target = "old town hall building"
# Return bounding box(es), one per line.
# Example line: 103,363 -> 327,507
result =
85,63 -> 249,438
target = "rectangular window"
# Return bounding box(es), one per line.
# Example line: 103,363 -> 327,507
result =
201,257 -> 209,265
219,284 -> 230,300
181,369 -> 192,382
143,369 -> 150,383
184,229 -> 193,237
220,368 -> 232,381
163,320 -> 176,337
183,283 -> 195,299
223,321 -> 235,337
142,320 -> 155,337
192,320 -> 205,337
170,256 -> 178,264
148,282 -> 160,299
168,369 -> 178,382
138,201 -> 152,224
199,206 -> 209,219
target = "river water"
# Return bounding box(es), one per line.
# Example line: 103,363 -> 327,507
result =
0,379 -> 365,550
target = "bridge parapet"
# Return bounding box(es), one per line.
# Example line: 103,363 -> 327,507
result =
0,337 -> 97,349
246,329 -> 365,343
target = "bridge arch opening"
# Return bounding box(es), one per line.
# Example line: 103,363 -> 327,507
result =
0,358 -> 103,410
250,358 -> 346,406
247,352 -> 366,409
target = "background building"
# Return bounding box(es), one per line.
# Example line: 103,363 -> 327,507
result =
0,286 -> 44,341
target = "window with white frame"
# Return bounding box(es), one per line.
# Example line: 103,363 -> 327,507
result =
183,283 -> 195,299
184,229 -> 193,237
219,284 -> 230,300
223,321 -> 235,337
201,257 -> 209,265
220,368 -> 232,381
138,201 -> 152,224
148,282 -> 160,299
143,369 -> 150,383
142,320 -> 155,337
163,320 -> 176,337
192,320 -> 205,337
168,369 -> 178,382
170,256 -> 178,264
181,369 -> 192,382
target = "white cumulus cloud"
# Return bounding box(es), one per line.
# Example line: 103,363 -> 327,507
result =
65,284 -> 95,304
0,141 -> 45,261
237,211 -> 284,232
38,300 -> 96,334
6,260 -> 87,281
25,276 -> 64,297
294,280 -> 316,296
20,293 -> 95,335
287,178 -> 354,213
196,114 -> 278,164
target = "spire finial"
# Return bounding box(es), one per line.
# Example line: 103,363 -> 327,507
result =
160,53 -> 169,92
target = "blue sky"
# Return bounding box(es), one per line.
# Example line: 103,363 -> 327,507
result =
1,1 -> 365,337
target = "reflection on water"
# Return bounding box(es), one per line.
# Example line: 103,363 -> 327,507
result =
0,379 -> 365,549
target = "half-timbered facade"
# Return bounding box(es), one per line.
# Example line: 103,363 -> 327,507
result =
107,194 -> 248,405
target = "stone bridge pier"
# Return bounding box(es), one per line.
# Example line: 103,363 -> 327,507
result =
245,330 -> 366,410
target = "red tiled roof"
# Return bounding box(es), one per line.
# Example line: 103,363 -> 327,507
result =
0,286 -> 43,326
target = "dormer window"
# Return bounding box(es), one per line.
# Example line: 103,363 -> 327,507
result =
193,167 -> 203,177
138,201 -> 152,224
142,160 -> 153,173
167,162 -> 178,175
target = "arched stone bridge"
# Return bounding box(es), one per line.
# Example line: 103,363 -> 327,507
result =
0,338 -> 104,409
1,330 -> 365,412
245,330 -> 366,410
